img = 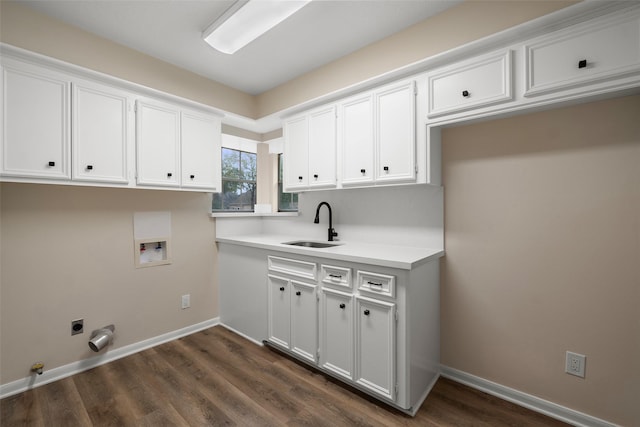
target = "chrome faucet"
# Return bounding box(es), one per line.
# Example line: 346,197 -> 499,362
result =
314,201 -> 338,241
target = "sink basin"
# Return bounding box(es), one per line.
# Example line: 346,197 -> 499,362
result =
283,240 -> 341,248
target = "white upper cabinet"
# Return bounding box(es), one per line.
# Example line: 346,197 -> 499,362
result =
72,81 -> 129,184
181,110 -> 221,191
1,64 -> 70,179
283,105 -> 337,192
340,93 -> 375,186
375,81 -> 416,184
307,106 -> 337,189
283,115 -> 309,191
524,10 -> 640,97
427,50 -> 513,118
135,100 -> 181,187
340,80 -> 416,187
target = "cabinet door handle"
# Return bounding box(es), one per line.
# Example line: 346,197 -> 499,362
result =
363,309 -> 370,316
339,303 -> 346,309
167,172 -> 172,178
279,287 -> 285,292
296,291 -> 301,296
383,166 -> 389,172
360,169 -> 366,174
190,174 -> 195,179
462,90 -> 470,98
86,165 -> 93,170
313,174 -> 318,179
48,161 -> 56,167
578,59 -> 588,69
298,176 -> 303,181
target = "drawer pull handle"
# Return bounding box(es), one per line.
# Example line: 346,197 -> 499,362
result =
86,165 -> 93,170
363,309 -> 370,316
296,291 -> 301,296
329,274 -> 342,279
367,281 -> 383,289
279,287 -> 285,292
462,90 -> 470,98
339,303 -> 346,309
578,59 -> 587,69
48,161 -> 56,167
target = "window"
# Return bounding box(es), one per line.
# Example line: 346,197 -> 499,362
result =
278,154 -> 298,212
212,147 -> 257,211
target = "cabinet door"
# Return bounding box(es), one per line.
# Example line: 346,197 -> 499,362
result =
427,50 -> 512,117
290,280 -> 318,363
72,81 -> 129,183
355,296 -> 396,401
376,81 -> 415,184
181,111 -> 221,191
308,106 -> 336,189
1,66 -> 70,179
320,288 -> 353,380
267,275 -> 290,349
283,115 -> 308,191
340,94 -> 374,186
136,100 -> 180,187
525,13 -> 640,96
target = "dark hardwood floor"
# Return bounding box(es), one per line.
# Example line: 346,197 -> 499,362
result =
1,326 -> 568,426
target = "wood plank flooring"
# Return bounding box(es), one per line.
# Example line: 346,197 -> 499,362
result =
1,326 -> 569,426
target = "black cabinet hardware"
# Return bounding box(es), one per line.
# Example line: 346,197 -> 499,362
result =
578,59 -> 587,69
296,291 -> 301,296
462,90 -> 470,97
48,161 -> 55,167
339,303 -> 346,309
364,309 -> 370,316
86,165 -> 93,170
167,172 -> 172,178
279,287 -> 285,291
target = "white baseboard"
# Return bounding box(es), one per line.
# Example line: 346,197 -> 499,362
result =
441,366 -> 618,427
218,322 -> 265,347
0,317 -> 219,399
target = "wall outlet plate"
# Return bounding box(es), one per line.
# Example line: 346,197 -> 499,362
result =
71,319 -> 84,336
565,351 -> 586,378
181,294 -> 190,309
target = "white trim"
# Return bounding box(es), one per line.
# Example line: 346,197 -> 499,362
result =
218,323 -> 265,347
441,366 -> 619,427
0,318 -> 219,399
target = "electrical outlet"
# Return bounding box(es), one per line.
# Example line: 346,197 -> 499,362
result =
565,351 -> 586,378
181,294 -> 190,309
71,319 -> 84,336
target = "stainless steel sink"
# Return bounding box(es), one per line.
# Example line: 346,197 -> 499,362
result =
283,240 -> 341,248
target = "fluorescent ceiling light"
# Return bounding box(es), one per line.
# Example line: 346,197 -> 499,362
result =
203,0 -> 311,55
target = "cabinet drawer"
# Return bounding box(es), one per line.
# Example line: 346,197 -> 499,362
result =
268,256 -> 317,280
321,265 -> 352,290
357,271 -> 395,299
428,50 -> 512,117
525,12 -> 640,96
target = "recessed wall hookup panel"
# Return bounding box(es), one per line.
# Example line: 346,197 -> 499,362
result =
134,238 -> 172,268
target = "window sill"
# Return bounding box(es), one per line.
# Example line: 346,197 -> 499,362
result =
210,212 -> 299,218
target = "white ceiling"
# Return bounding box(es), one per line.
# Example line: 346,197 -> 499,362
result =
15,0 -> 462,95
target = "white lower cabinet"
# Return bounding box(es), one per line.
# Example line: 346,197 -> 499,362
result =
355,296 -> 396,401
320,288 -> 354,380
266,254 -> 440,415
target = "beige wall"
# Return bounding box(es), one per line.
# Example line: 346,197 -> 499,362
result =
441,94 -> 640,426
256,0 -> 577,117
0,2 -> 255,118
0,184 -> 218,384
0,1 -> 576,121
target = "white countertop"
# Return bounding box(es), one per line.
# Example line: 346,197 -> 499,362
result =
216,234 -> 444,270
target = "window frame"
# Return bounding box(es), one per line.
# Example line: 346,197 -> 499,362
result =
212,147 -> 257,212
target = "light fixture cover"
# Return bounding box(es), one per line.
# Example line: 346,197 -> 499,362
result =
203,0 -> 311,54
